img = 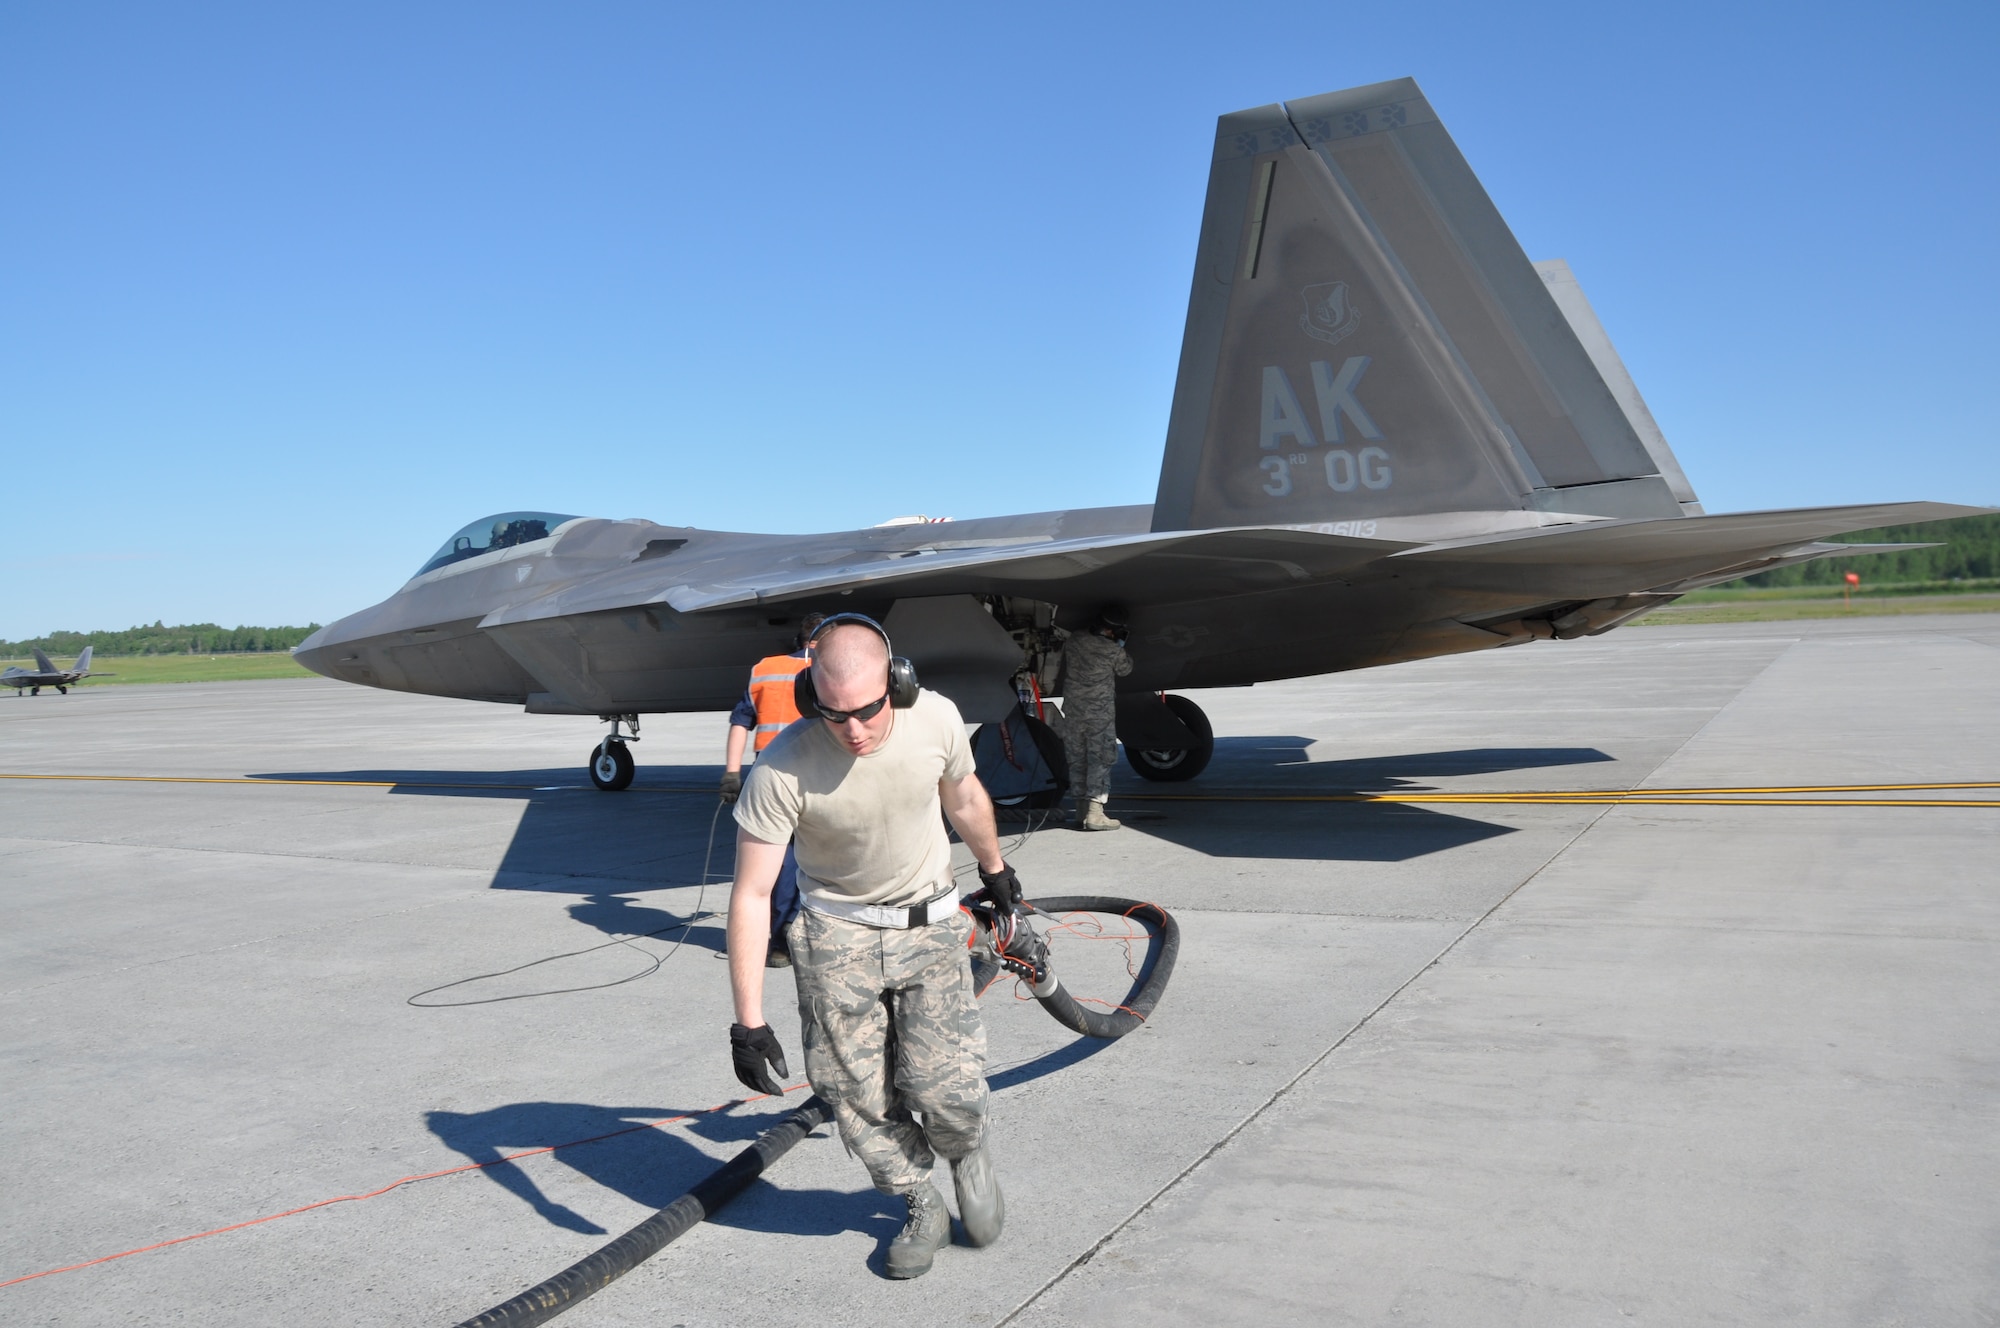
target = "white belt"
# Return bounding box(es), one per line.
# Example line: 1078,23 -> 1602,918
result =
802,882 -> 959,930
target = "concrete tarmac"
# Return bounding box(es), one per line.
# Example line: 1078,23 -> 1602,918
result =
2,614 -> 1995,1326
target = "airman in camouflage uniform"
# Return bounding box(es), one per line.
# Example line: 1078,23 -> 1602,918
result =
1062,608 -> 1133,830
726,616 -> 1012,1279
787,905 -> 987,1187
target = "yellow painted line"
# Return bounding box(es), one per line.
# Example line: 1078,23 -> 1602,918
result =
0,773 -> 713,793
1120,794 -> 2000,808
1416,781 -> 2000,796
3,772 -> 1996,809
1379,796 -> 1999,808
1121,786 -> 2000,808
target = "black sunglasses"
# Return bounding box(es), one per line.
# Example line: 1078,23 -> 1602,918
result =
817,689 -> 892,725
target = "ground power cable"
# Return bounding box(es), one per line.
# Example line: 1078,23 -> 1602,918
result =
407,802 -> 726,1007
407,802 -> 1056,1006
448,888 -> 1178,1328
0,795 -> 1167,1302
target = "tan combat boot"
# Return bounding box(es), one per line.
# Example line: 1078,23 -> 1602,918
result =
950,1133 -> 1005,1247
1079,799 -> 1121,831
886,1181 -> 951,1278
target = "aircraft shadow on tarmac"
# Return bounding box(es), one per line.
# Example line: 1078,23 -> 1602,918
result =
1105,741 -> 1614,863
282,747 -> 1606,1242
253,744 -> 1617,915
250,764 -> 737,950
424,1100 -> 898,1241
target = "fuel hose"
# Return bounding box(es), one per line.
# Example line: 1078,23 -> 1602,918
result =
454,898 -> 1176,1326
981,896 -> 1180,1040
452,1095 -> 830,1328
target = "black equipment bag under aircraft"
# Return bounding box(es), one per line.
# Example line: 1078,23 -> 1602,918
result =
973,703 -> 1070,809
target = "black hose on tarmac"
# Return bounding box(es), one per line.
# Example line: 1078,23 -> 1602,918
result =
452,899 -> 1178,1325
452,1095 -> 830,1328
1014,896 -> 1180,1040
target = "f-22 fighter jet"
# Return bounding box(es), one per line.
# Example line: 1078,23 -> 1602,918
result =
5,646 -> 108,695
296,78 -> 1981,790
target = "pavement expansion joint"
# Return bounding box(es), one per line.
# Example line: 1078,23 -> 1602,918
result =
9,619 -> 1999,1323
998,796 -> 1624,1326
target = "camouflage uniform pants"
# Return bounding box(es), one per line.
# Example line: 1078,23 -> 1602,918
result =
1065,692 -> 1119,802
786,903 -> 987,1194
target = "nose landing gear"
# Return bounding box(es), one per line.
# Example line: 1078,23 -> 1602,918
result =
588,714 -> 640,791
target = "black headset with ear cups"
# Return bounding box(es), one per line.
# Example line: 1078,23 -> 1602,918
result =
793,613 -> 921,719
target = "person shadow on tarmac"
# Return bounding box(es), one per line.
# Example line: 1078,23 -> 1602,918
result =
425,1101 -> 897,1243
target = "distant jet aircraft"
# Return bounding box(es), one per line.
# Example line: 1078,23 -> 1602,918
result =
4,646 -> 108,695
296,78 -> 1982,790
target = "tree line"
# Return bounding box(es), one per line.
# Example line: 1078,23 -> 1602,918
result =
0,623 -> 322,657
1728,512 -> 2000,587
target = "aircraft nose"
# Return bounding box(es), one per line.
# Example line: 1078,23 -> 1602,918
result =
291,623 -> 350,680
291,643 -> 335,679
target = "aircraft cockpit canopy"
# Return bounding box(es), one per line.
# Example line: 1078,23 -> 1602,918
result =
417,512 -> 580,577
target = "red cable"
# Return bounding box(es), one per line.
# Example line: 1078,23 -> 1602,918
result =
9,913 -> 1168,1290
0,1084 -> 812,1291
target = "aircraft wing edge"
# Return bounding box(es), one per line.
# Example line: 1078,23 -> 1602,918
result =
1392,502 -> 1990,566
651,526 -> 1421,614
474,525 -> 1422,625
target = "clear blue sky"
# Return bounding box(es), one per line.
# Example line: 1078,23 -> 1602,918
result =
3,0 -> 1994,640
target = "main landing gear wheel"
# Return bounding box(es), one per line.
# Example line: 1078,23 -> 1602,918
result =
1124,693 -> 1214,782
588,740 -> 635,791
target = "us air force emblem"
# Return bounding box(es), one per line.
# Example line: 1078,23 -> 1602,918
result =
1299,280 -> 1360,346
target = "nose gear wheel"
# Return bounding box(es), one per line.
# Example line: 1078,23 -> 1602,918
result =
588,741 -> 634,791
587,714 -> 641,791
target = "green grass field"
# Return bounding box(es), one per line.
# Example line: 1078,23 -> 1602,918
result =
1635,595 -> 2000,625
1677,578 -> 2000,603
2,653 -> 316,686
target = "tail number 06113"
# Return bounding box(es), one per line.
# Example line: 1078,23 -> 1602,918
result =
1259,447 -> 1392,497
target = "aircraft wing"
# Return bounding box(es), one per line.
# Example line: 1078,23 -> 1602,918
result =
481,499 -> 1989,629
480,525 -> 1420,625
800,499 -> 1986,604
1392,502 -> 1983,569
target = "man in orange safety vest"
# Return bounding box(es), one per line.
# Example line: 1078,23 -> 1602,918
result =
719,611 -> 826,965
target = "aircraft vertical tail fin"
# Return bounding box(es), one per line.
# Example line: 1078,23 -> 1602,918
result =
32,648 -> 58,673
73,646 -> 93,673
1534,259 -> 1702,514
1153,78 -> 1687,533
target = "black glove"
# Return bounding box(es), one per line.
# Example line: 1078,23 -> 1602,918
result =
995,925 -> 1050,985
719,771 -> 742,804
975,862 -> 1024,913
729,1022 -> 789,1095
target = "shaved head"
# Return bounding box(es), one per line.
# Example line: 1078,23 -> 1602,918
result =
813,623 -> 889,691
811,623 -> 896,754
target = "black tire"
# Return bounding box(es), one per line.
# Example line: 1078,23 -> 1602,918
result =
588,740 -> 635,791
1123,694 -> 1213,782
